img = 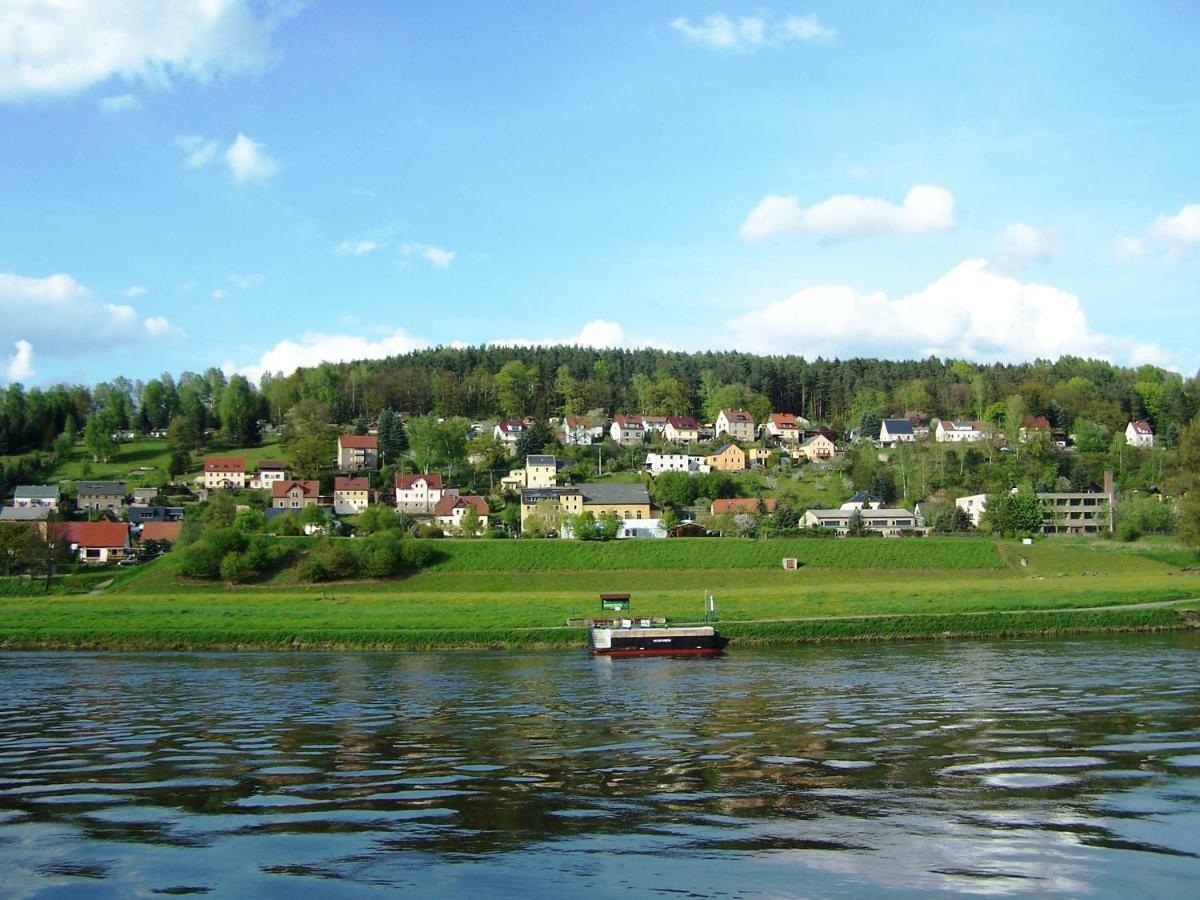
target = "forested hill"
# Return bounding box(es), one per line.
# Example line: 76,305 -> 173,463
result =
1,347 -> 1197,459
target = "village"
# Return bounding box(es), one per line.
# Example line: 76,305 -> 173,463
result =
0,406 -> 1161,568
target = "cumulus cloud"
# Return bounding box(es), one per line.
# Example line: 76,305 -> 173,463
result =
237,328 -> 431,381
335,240 -> 380,257
0,272 -> 181,366
224,133 -> 277,183
992,222 -> 1062,269
6,340 -> 34,382
670,12 -> 833,50
98,92 -> 140,113
176,134 -> 221,168
0,0 -> 292,102
400,242 -> 455,268
493,320 -> 627,348
740,185 -> 955,242
1115,203 -> 1200,262
725,259 -> 1183,370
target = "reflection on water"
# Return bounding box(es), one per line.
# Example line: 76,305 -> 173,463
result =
1,635 -> 1198,896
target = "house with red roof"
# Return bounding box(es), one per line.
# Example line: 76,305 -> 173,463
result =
711,498 -> 777,516
139,521 -> 182,545
203,456 -> 246,490
766,413 -> 804,444
434,494 -> 490,532
716,409 -> 755,443
272,480 -> 321,510
395,473 -> 457,514
337,434 -> 379,471
333,476 -> 372,515
610,415 -> 645,446
1125,420 -> 1155,449
54,521 -> 131,564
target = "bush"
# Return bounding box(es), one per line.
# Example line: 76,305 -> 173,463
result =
299,538 -> 357,582
219,551 -> 253,583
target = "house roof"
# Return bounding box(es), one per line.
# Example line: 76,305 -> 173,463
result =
881,419 -> 914,435
564,415 -> 591,428
939,420 -> 985,432
521,486 -> 581,503
1129,420 -> 1154,434
434,494 -> 490,516
139,521 -> 182,542
0,506 -> 51,521
799,434 -> 833,447
395,473 -> 444,490
710,442 -> 743,455
126,506 -> 184,523
203,457 -> 245,473
1021,416 -> 1051,430
13,485 -> 59,500
847,491 -> 883,504
665,416 -> 699,429
769,413 -> 799,428
257,458 -> 287,470
807,508 -> 915,521
77,480 -> 126,495
54,521 -> 130,548
338,434 -> 378,449
272,479 -> 319,498
640,415 -> 667,426
526,455 -> 556,466
496,420 -> 526,434
579,483 -> 651,506
720,409 -> 753,423
613,414 -> 644,429
711,498 -> 777,515
334,476 -> 371,492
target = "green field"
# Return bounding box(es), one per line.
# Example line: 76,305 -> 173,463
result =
0,536 -> 1196,650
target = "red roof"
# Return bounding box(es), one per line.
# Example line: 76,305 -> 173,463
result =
140,522 -> 182,543
1130,420 -> 1154,434
338,434 -> 378,449
433,494 -> 490,517
1022,416 -> 1051,430
613,414 -> 644,429
721,409 -> 753,423
666,416 -> 699,429
272,479 -> 319,499
496,420 -> 526,434
711,498 -> 777,515
54,521 -> 130,548
204,456 -> 245,473
395,473 -> 444,490
334,476 -> 371,491
769,413 -> 799,428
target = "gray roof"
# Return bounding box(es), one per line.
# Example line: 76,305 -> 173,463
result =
848,491 -> 882,503
881,419 -> 914,435
77,481 -> 126,495
808,508 -> 915,520
0,506 -> 51,521
579,483 -> 651,505
521,487 -> 580,503
13,485 -> 59,500
526,455 -> 556,466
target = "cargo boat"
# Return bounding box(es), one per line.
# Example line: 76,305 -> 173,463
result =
588,617 -> 730,657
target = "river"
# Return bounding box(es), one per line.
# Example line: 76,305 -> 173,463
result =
0,635 -> 1198,897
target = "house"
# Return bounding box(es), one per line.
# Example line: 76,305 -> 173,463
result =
55,521 -> 131,564
766,413 -> 803,444
249,459 -> 288,491
617,518 -> 667,540
1126,421 -> 1155,449
715,409 -> 755,443
494,420 -> 527,453
802,508 -> 919,536
663,416 -> 700,444
840,491 -> 883,510
203,457 -> 247,490
525,455 -> 558,488
12,485 -> 59,509
519,483 -> 653,530
395,473 -> 456,514
748,448 -> 771,467
131,487 -> 159,506
955,482 -> 1115,534
272,480 -> 321,510
520,486 -> 583,528
434,494 -> 490,532
1018,416 -> 1052,443
640,415 -> 668,436
76,481 -> 127,512
610,415 -> 645,446
797,433 -> 837,463
644,453 -> 710,476
879,419 -> 916,446
126,506 -> 184,525
711,498 -> 777,516
139,521 -> 182,546
333,476 -> 371,515
934,420 -> 988,443
337,434 -> 379,471
562,415 -> 597,446
705,442 -> 746,472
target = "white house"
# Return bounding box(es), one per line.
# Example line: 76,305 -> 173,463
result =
562,416 -> 599,445
203,457 -> 247,490
879,419 -> 916,446
1125,421 -> 1155,449
802,508 -> 919,536
610,415 -> 645,446
12,485 -> 59,509
766,413 -> 805,444
663,416 -> 700,444
395,473 -> 457,514
494,420 -> 527,454
955,493 -> 990,527
934,420 -> 988,443
644,453 -> 711,476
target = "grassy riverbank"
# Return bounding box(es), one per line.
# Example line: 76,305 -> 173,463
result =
0,537 -> 1196,650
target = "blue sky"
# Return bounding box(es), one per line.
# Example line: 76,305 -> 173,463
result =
1,1 -> 1197,386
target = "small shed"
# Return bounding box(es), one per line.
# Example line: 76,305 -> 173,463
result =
599,593 -> 631,612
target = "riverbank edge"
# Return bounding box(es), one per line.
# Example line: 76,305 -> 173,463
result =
1,607 -> 1195,652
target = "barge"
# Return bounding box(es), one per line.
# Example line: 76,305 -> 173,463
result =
588,617 -> 729,657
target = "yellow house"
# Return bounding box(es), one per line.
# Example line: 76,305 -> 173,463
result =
519,483 -> 652,530
798,433 -> 837,463
748,447 -> 771,466
705,442 -> 746,472
525,454 -> 557,488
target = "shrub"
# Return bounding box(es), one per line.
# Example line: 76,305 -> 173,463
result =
219,551 -> 253,583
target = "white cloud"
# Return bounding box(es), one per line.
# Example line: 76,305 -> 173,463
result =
670,12 -> 834,50
6,340 -> 34,382
400,242 -> 455,268
228,272 -> 263,289
992,222 -> 1062,269
238,328 -> 431,381
176,134 -> 221,168
1115,203 -> 1200,262
0,0 -> 291,102
335,240 -> 380,257
212,288 -> 226,300
224,133 -> 277,183
1111,235 -> 1147,260
0,272 -> 181,363
725,259 -> 1184,370
493,320 -> 627,348
740,184 -> 956,242
123,285 -> 148,298
98,92 -> 140,113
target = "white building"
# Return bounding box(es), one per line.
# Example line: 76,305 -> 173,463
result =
644,453 -> 711,476
879,419 -> 916,446
1125,421 -> 1155,449
934,420 -> 988,443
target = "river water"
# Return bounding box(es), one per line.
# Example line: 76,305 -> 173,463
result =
0,635 -> 1198,897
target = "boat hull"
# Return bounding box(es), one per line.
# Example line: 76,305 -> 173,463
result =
589,629 -> 729,657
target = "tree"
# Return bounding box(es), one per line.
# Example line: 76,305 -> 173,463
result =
515,419 -> 554,458
219,375 -> 262,446
282,399 -> 336,477
846,508 -> 868,537
358,504 -> 399,535
598,511 -> 622,541
168,449 -> 193,481
83,414 -> 117,463
377,408 -> 407,464
495,360 -> 538,417
459,504 -> 483,537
